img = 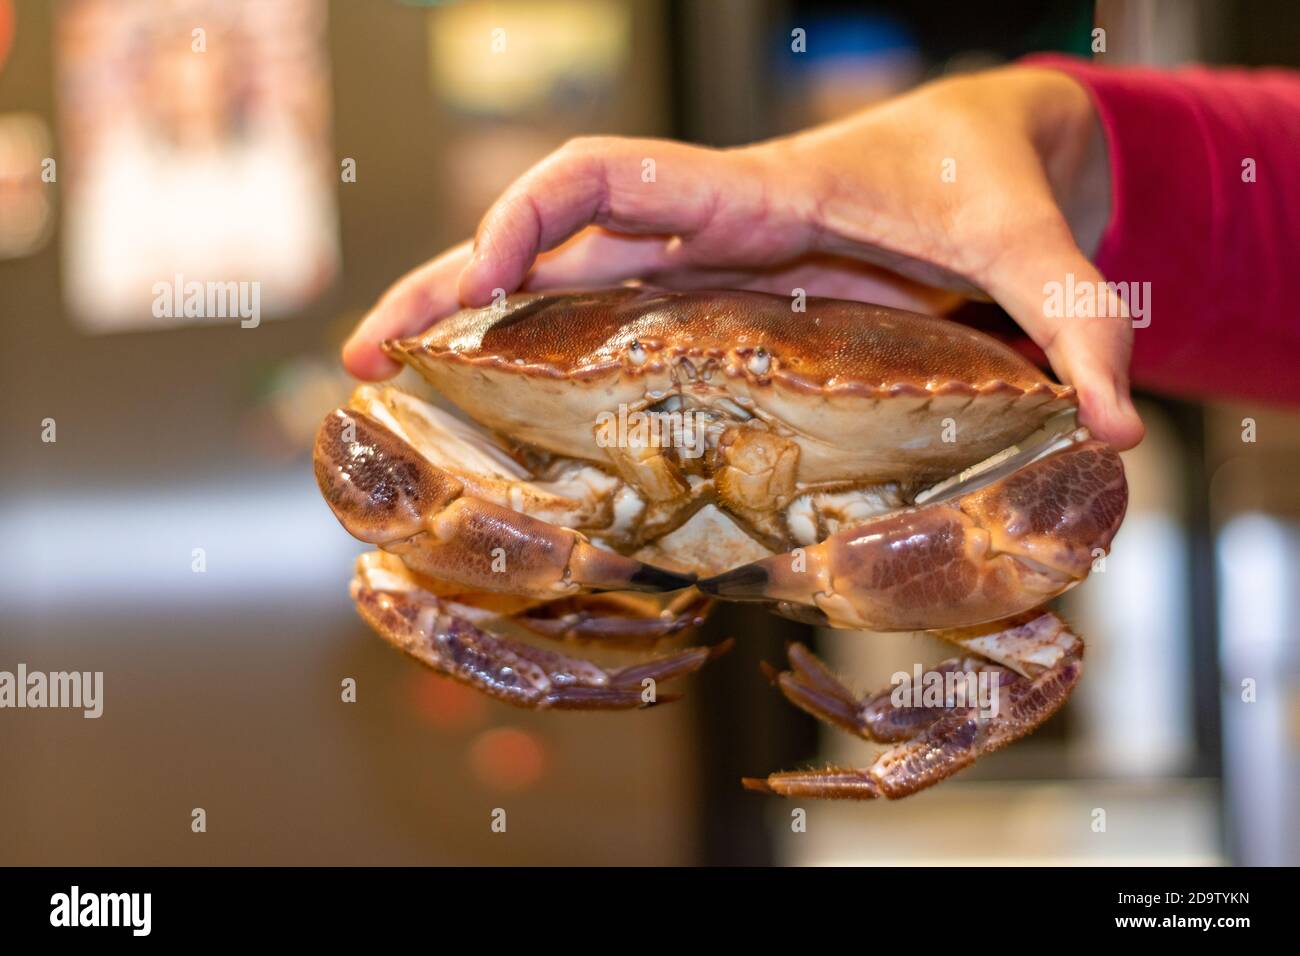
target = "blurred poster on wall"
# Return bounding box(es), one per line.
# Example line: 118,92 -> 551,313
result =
56,0 -> 339,333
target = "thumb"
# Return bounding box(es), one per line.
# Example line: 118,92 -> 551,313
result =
984,227 -> 1145,450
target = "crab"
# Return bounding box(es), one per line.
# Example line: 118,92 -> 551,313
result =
314,287 -> 1127,799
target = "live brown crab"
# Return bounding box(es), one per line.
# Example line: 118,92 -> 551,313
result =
314,288 -> 1127,799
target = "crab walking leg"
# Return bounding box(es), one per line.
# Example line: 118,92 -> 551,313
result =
758,645 -> 995,742
511,591 -> 714,646
700,439 -> 1127,630
314,408 -> 694,597
747,610 -> 1082,799
352,571 -> 726,710
357,549 -> 713,646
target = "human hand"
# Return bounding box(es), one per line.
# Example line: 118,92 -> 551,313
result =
345,65 -> 1143,449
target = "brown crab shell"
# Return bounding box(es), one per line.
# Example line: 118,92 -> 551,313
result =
384,288 -> 1074,485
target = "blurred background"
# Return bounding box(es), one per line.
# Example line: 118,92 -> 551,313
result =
1,0 -> 1297,866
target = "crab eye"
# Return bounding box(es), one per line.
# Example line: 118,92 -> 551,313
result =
747,347 -> 771,376
628,341 -> 647,366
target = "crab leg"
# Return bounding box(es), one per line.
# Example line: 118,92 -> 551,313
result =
511,590 -> 714,646
351,554 -> 722,712
351,556 -> 726,709
354,552 -> 712,646
315,408 -> 694,597
699,438 -> 1126,630
747,609 -> 1082,799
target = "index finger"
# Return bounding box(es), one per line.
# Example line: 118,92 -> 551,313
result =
457,136 -> 773,306
342,240 -> 473,380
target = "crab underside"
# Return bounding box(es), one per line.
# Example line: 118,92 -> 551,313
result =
315,288 -> 1128,799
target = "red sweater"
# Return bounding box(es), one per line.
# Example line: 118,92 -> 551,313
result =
1027,54 -> 1300,405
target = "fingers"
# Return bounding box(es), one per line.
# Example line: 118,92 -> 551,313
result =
984,221 -> 1145,450
342,227 -> 662,380
523,228 -> 678,289
457,136 -> 812,306
339,132 -> 896,381
343,240 -> 473,380
527,232 -> 961,314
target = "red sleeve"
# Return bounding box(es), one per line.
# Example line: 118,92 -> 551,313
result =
1024,53 -> 1300,406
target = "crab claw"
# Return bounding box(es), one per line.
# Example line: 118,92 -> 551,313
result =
314,407 -> 464,544
699,439 -> 1127,630
315,408 -> 694,597
384,497 -> 696,596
